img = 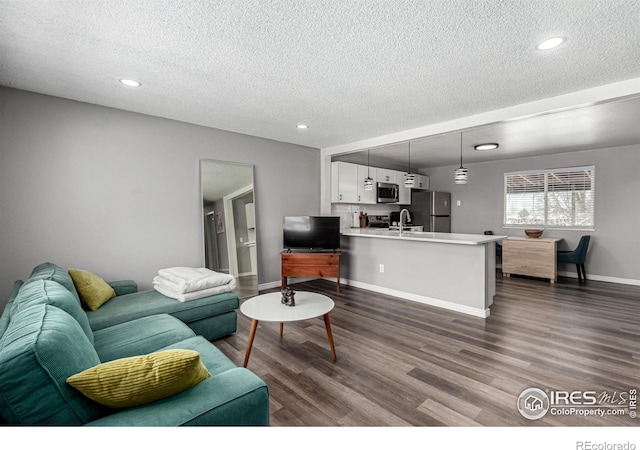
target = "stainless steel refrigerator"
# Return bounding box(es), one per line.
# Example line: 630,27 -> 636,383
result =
410,191 -> 451,232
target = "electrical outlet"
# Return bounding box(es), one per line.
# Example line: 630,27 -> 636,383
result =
379,264 -> 384,273
457,200 -> 461,206
239,237 -> 243,242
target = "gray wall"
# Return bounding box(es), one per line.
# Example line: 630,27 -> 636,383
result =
0,87 -> 321,308
422,144 -> 640,282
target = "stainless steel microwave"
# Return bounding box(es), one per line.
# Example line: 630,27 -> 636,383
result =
377,182 -> 398,203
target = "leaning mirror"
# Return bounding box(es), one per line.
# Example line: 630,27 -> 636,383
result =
200,160 -> 258,299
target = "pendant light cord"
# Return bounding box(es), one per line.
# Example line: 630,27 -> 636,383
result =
460,133 -> 463,167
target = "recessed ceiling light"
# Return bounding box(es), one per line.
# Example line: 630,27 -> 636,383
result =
296,124 -> 308,129
536,37 -> 566,51
474,143 -> 499,151
119,79 -> 141,87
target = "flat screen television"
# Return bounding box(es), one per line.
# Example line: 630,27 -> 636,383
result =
283,216 -> 341,251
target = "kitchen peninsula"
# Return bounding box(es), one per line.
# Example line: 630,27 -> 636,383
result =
340,229 -> 506,318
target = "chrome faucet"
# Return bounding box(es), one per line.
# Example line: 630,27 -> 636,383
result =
399,209 -> 411,235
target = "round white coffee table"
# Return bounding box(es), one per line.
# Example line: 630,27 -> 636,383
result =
240,291 -> 337,367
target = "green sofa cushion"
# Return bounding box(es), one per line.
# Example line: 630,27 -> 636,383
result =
161,335 -> 238,376
11,279 -> 94,345
107,280 -> 138,296
86,289 -> 239,331
93,314 -> 196,362
86,336 -> 269,426
0,304 -> 108,425
29,262 -> 80,303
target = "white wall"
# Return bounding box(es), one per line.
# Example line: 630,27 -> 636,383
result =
423,145 -> 640,283
0,87 -> 321,307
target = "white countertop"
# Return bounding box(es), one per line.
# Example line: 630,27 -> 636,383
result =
341,228 -> 507,245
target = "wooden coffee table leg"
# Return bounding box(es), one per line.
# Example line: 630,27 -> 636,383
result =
243,319 -> 259,368
279,322 -> 284,336
323,313 -> 337,361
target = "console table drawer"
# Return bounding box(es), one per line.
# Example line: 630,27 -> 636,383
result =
281,252 -> 341,291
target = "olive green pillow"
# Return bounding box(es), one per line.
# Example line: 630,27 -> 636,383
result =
68,268 -> 116,311
66,349 -> 211,408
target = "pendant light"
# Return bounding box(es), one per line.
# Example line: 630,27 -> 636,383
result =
454,132 -> 468,184
363,149 -> 374,190
404,141 -> 416,188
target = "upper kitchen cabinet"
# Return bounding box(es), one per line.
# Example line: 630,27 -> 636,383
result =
331,161 -> 358,203
330,161 -> 422,205
331,161 -> 378,204
413,174 -> 429,190
357,164 -> 377,204
376,168 -> 395,184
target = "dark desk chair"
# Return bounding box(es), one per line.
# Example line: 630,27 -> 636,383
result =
557,235 -> 591,283
483,231 -> 502,257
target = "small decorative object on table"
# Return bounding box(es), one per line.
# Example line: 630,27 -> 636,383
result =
281,287 -> 296,307
524,229 -> 544,238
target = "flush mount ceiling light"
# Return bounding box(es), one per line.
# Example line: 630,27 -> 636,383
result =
296,124 -> 308,129
454,133 -> 468,185
404,141 -> 416,188
536,37 -> 566,50
474,143 -> 499,151
119,78 -> 141,87
363,149 -> 373,191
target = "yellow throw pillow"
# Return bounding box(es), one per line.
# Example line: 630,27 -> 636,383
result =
68,268 -> 116,311
67,349 -> 211,408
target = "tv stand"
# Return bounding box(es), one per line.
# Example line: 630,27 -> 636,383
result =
281,250 -> 341,292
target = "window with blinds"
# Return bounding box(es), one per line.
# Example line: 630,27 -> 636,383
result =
504,166 -> 595,229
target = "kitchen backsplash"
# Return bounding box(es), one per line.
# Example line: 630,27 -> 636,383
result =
332,203 -> 398,229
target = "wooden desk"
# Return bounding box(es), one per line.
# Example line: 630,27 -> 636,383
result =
281,251 -> 341,292
502,237 -> 562,283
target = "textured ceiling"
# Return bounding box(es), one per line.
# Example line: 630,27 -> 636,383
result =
1,0 -> 639,153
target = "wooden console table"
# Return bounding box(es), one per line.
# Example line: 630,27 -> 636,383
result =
502,237 -> 562,283
281,251 -> 341,292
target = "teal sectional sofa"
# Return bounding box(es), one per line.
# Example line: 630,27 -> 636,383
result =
0,262 -> 269,426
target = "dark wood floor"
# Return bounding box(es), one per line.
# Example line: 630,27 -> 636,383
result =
215,273 -> 640,426
233,275 -> 258,299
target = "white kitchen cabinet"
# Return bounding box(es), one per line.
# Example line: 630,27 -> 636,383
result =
414,174 -> 429,190
331,161 -> 358,203
331,161 -> 422,205
332,161 -> 378,204
357,164 -> 377,204
376,168 -> 395,184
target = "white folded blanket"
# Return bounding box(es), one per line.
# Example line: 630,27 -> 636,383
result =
153,279 -> 236,302
156,267 -> 236,294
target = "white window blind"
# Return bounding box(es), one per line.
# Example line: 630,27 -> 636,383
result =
504,166 -> 595,229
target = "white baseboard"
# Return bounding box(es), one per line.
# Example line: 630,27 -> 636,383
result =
258,280 -> 280,291
260,277 -> 489,317
557,270 -> 640,286
499,263 -> 639,286
341,278 -> 490,318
